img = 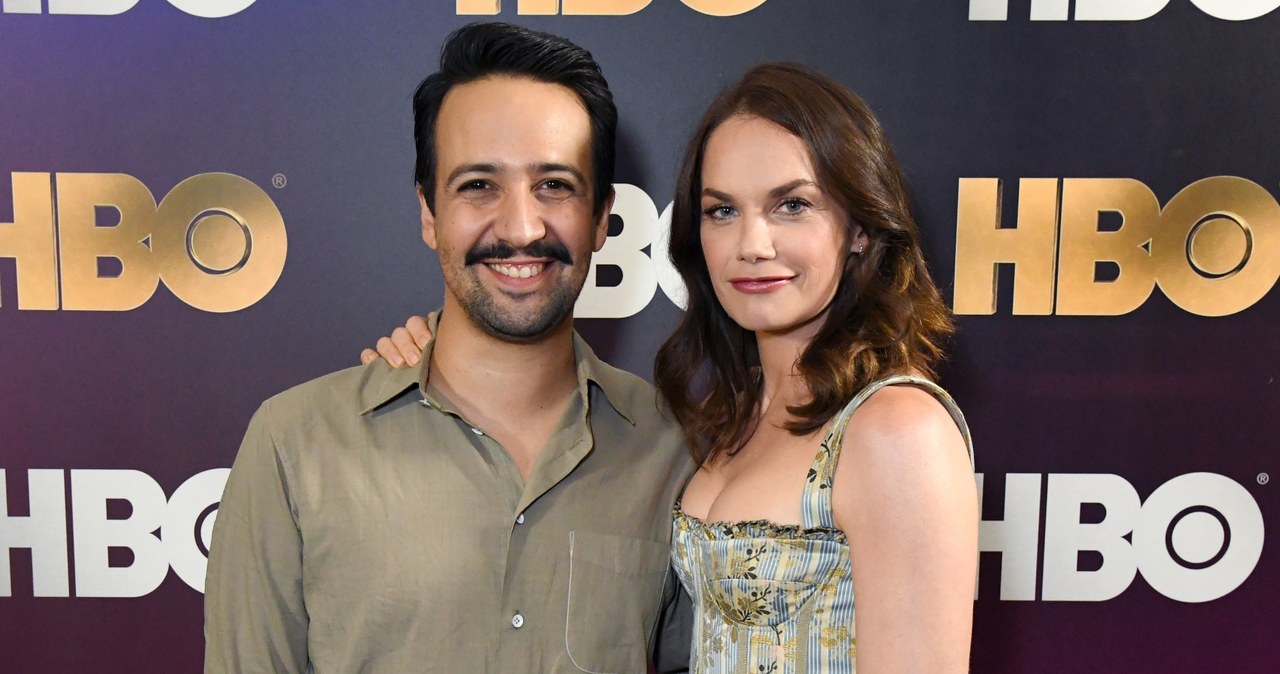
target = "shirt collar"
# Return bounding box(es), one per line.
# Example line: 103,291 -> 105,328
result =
570,330 -> 636,426
357,312 -> 636,425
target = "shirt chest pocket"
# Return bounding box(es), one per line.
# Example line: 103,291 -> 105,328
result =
563,530 -> 672,673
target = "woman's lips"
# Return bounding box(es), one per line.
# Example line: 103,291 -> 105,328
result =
728,276 -> 793,294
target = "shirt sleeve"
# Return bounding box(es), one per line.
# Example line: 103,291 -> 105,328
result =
651,565 -> 692,674
204,401 -> 309,674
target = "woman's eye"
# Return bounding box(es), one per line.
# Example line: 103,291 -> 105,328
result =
703,205 -> 735,220
780,198 -> 809,214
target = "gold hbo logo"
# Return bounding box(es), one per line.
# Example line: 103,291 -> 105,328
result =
953,177 -> 1279,317
457,0 -> 764,16
0,173 -> 286,313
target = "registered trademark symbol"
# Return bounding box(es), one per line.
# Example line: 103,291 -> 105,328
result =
1258,473 -> 1270,485
272,173 -> 287,189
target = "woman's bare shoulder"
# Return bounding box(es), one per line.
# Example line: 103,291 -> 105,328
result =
832,382 -> 972,525
847,383 -> 963,453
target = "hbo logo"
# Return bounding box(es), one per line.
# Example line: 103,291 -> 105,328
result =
0,0 -> 256,18
979,472 -> 1265,603
0,468 -> 229,597
458,0 -> 765,16
955,176 -> 1280,317
0,172 -> 287,313
575,183 -> 687,319
970,0 -> 1280,21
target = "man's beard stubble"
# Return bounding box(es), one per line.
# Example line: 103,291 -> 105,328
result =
451,239 -> 583,342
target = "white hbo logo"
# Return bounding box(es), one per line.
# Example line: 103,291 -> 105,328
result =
1124,474 -> 1264,602
0,469 -> 229,597
166,0 -> 257,17
970,0 -> 1280,21
979,472 -> 1265,603
573,183 -> 687,319
0,0 -> 258,17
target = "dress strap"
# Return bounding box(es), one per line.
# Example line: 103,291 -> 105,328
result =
801,375 -> 975,529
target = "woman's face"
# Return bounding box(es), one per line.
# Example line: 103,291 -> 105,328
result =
698,114 -> 867,337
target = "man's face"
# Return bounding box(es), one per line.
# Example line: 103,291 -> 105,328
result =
420,75 -> 610,342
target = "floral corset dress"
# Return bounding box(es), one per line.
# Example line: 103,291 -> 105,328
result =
671,375 -> 974,674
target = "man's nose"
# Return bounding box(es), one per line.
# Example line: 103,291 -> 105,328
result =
495,192 -> 547,249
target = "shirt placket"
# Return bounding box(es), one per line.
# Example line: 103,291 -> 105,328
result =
419,392 -> 526,650
423,382 -> 597,668
500,392 -> 595,668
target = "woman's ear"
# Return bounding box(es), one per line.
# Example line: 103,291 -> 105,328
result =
849,225 -> 869,255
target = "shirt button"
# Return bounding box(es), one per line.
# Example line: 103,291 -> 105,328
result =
516,513 -> 525,525
511,613 -> 524,629
419,398 -> 432,408
471,427 -> 484,436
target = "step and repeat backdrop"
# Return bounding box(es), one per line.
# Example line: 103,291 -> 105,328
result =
2,1 -> 1277,672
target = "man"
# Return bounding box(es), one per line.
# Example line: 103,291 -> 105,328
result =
204,23 -> 693,673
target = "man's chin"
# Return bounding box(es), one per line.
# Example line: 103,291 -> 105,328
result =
449,274 -> 581,343
476,316 -> 571,343
465,303 -> 574,343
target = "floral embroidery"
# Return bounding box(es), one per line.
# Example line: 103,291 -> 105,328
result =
817,626 -> 851,649
729,545 -> 765,579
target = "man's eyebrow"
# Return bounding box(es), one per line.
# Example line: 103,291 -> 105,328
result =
534,163 -> 588,185
445,163 -> 499,186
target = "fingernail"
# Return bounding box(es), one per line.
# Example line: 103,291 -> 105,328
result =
406,354 -> 419,366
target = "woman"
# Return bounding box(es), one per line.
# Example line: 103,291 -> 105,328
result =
656,63 -> 976,673
367,63 -> 977,672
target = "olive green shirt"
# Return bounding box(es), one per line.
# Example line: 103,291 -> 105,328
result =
204,330 -> 694,673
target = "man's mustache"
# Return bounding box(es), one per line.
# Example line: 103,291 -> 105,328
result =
464,240 -> 574,266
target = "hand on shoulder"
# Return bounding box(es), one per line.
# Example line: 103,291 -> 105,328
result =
359,313 -> 433,367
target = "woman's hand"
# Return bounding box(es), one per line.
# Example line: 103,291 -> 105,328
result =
359,313 -> 433,368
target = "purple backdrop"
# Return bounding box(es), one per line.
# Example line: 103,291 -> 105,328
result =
2,1 -> 1277,671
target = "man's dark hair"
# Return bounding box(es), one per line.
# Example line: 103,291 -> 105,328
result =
413,22 -> 617,216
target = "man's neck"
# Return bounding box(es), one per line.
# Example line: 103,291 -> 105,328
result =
427,299 -> 580,480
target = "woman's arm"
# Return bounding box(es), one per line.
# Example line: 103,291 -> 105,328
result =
832,384 -> 979,673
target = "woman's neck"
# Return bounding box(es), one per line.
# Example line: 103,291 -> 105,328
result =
754,315 -> 825,423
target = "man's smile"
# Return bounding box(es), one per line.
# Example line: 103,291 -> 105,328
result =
486,261 -> 548,279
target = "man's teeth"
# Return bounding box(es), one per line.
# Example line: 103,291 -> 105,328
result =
488,263 -> 545,279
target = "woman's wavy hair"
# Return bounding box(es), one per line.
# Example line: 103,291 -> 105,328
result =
654,63 -> 954,466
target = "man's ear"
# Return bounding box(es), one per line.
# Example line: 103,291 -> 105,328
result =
592,186 -> 616,252
418,186 -> 439,250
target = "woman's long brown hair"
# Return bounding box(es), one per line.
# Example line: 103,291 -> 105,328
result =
654,63 -> 955,467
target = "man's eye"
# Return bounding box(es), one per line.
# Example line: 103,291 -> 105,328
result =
542,179 -> 572,192
459,180 -> 489,192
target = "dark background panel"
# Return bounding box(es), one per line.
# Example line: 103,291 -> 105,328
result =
1,1 -> 1276,671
